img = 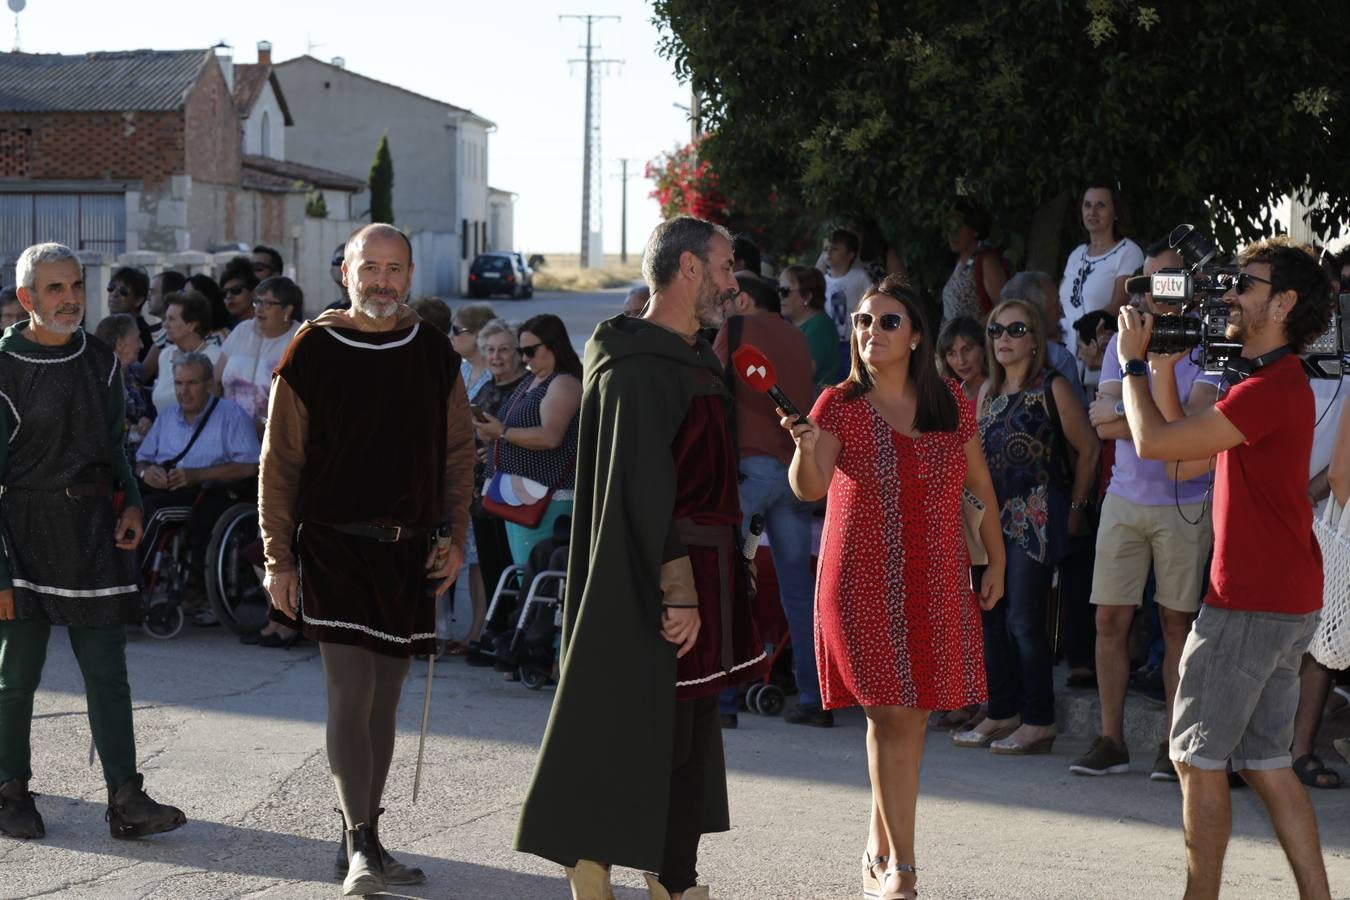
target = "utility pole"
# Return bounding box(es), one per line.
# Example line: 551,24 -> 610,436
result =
615,158 -> 639,264
561,14 -> 620,268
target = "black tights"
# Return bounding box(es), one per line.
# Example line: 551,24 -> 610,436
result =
659,695 -> 720,894
320,642 -> 411,827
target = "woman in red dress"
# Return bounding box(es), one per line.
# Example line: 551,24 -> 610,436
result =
785,276 -> 1005,900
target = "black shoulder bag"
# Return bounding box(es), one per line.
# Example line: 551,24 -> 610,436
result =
162,396 -> 220,471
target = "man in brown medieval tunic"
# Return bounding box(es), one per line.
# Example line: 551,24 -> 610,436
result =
259,224 -> 475,897
515,217 -> 767,900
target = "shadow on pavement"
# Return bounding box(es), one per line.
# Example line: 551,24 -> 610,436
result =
28,628 -> 1350,862
10,794 -> 594,899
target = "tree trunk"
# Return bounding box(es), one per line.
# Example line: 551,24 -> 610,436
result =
1026,190 -> 1070,277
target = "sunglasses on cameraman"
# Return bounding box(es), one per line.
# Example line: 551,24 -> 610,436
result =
987,321 -> 1030,339
851,312 -> 905,331
1229,271 -> 1273,295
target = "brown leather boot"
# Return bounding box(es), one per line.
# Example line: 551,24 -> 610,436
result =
565,859 -> 616,900
643,872 -> 711,899
342,823 -> 385,896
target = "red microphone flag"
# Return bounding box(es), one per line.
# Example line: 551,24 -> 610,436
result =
731,344 -> 806,422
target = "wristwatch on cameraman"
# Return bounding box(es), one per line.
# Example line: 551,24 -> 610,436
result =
1123,358 -> 1149,379
1113,400 -> 1126,418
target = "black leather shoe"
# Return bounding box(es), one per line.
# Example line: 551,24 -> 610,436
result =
0,779 -> 44,839
784,704 -> 835,727
334,808 -> 426,886
106,774 -> 186,839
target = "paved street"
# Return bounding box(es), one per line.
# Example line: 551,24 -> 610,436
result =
7,624 -> 1350,900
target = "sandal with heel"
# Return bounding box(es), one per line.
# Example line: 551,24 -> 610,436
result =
879,863 -> 918,900
862,851 -> 889,898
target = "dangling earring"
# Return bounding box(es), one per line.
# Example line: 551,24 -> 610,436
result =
910,342 -> 918,351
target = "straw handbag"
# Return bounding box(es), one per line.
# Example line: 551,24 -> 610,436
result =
1311,500 -> 1350,669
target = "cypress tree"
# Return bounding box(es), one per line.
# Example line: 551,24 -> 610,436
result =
368,132 -> 394,224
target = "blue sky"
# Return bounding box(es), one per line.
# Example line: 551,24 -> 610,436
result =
15,0 -> 694,255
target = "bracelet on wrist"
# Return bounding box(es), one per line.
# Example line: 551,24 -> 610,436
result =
662,603 -> 699,609
1070,500 -> 1093,511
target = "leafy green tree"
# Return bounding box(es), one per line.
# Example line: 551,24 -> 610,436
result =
653,0 -> 1350,286
368,132 -> 394,225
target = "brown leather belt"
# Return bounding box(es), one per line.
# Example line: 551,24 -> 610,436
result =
676,519 -> 738,670
326,522 -> 429,543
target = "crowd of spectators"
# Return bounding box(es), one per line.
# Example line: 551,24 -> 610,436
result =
587,193 -> 1350,805
53,205 -> 1350,801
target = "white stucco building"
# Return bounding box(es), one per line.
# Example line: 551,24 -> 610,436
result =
274,55 -> 509,296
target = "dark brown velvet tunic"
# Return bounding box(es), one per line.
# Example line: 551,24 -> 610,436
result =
266,312 -> 465,657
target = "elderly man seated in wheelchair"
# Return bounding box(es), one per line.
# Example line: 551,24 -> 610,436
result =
135,352 -> 260,626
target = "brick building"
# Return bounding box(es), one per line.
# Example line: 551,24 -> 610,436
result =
0,46 -> 361,280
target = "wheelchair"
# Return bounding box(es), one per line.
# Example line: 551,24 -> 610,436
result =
139,481 -> 265,639
474,517 -> 570,689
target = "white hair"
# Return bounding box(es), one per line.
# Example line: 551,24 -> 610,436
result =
16,242 -> 78,292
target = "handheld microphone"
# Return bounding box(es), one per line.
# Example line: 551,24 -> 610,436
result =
731,344 -> 807,423
742,513 -> 765,561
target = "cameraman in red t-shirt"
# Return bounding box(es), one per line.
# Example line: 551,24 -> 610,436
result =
1115,236 -> 1333,900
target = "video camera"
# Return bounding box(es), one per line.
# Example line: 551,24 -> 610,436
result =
1137,224 -> 1345,379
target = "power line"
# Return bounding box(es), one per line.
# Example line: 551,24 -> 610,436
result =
561,14 -> 621,269
614,158 -> 640,264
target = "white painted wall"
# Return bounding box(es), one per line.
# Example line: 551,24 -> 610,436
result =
275,57 -> 500,296
489,190 -> 515,252
242,81 -> 287,159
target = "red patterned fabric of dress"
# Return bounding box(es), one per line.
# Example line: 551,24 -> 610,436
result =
811,380 -> 987,710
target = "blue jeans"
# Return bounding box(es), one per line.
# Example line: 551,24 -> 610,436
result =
981,542 -> 1056,725
720,455 -> 820,710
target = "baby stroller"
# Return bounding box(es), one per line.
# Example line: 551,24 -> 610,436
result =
739,543 -> 797,716
473,515 -> 571,689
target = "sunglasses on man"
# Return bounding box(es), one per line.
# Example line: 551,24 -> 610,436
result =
851,312 -> 905,331
987,321 -> 1030,339
450,324 -> 474,337
223,285 -> 250,297
1229,271 -> 1273,295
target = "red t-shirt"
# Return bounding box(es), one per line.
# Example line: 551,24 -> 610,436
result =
713,312 -> 816,466
1206,354 -> 1322,613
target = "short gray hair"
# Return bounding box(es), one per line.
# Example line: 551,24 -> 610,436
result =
171,351 -> 213,381
16,242 -> 78,292
477,317 -> 517,355
641,216 -> 733,292
1002,270 -> 1055,311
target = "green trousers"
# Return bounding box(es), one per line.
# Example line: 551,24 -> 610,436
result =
0,620 -> 137,792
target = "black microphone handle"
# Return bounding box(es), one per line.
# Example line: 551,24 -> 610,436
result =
768,384 -> 805,422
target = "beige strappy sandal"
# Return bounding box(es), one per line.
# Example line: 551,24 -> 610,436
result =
879,863 -> 918,900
